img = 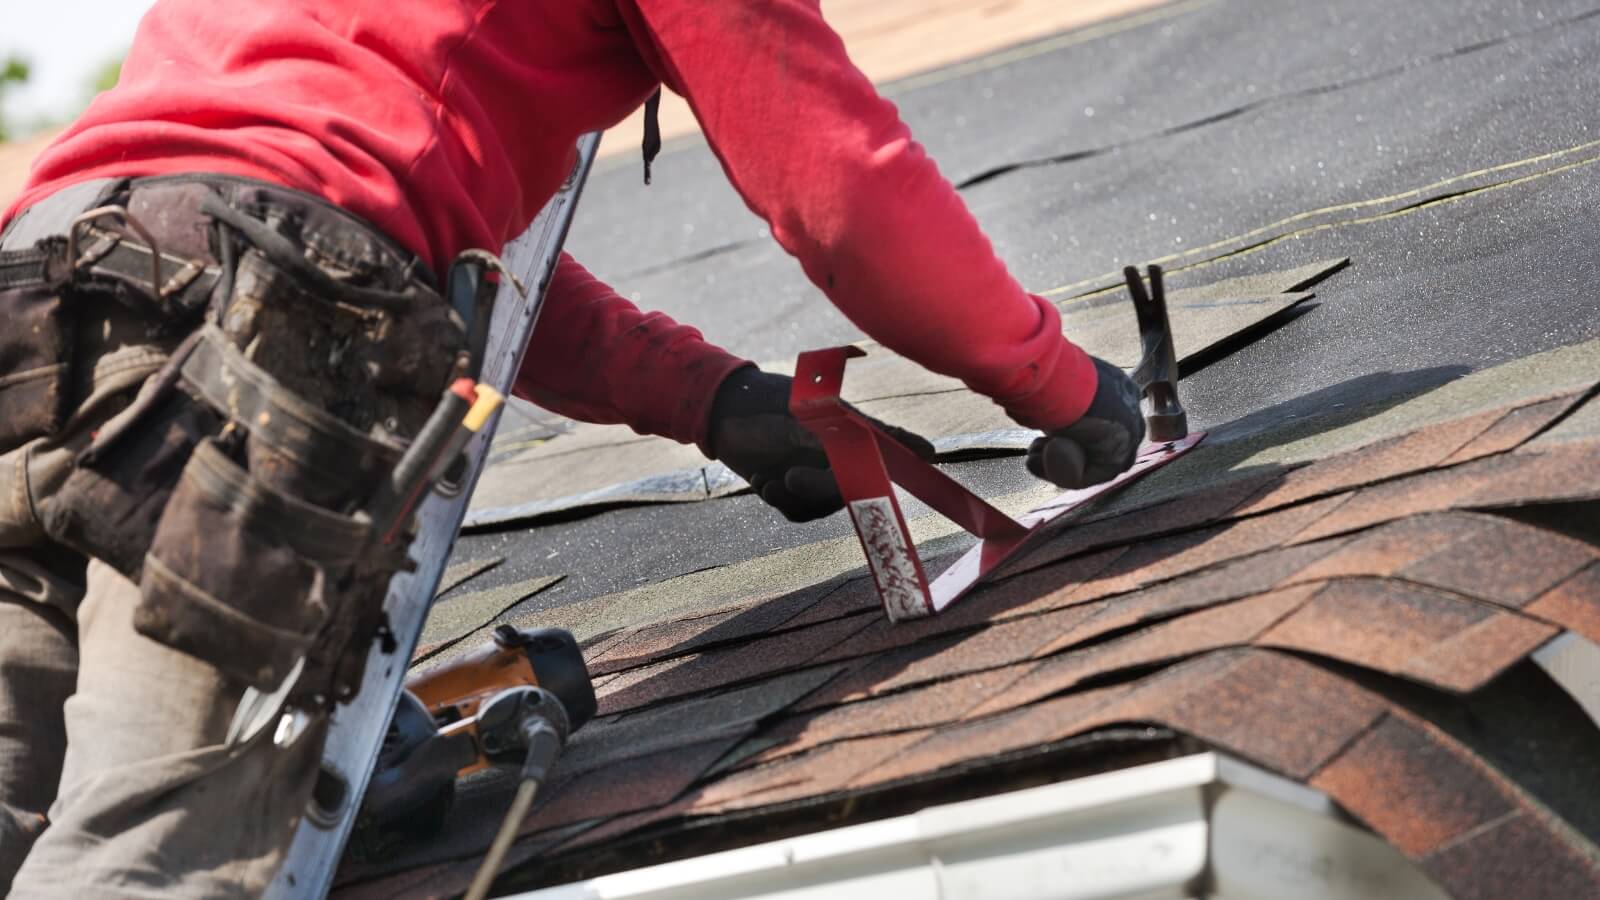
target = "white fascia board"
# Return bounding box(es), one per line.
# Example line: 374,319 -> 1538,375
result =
509,752 -> 1441,900
1211,783 -> 1448,900
1535,632 -> 1600,729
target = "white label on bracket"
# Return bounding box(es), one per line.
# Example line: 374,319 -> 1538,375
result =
849,497 -> 929,620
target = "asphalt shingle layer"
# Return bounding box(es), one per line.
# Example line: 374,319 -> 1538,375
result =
345,387 -> 1600,898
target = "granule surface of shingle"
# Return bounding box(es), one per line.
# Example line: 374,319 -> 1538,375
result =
1526,563 -> 1600,643
1439,392 -> 1589,466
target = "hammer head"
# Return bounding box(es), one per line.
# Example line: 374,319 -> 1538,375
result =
1124,265 -> 1189,443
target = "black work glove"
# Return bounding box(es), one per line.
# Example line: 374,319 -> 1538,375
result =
1026,356 -> 1145,489
707,366 -> 935,522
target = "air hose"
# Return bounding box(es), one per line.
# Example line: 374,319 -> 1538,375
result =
463,687 -> 571,900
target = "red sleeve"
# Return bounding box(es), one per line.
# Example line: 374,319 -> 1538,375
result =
513,253 -> 751,450
617,0 -> 1097,431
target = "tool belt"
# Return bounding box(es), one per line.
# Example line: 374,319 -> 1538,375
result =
0,174 -> 470,706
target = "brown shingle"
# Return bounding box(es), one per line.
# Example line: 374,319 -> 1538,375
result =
1290,452 -> 1523,544
1030,539 -> 1348,658
789,541 -> 1347,711
812,603 -> 1080,670
333,862 -> 462,900
1284,507 -> 1598,606
838,609 -> 1088,692
550,729 -> 933,855
752,587 -> 1331,765
693,731 -> 929,813
581,628 -> 631,660
1289,513 -> 1478,584
1304,706 -> 1600,897
1011,470 -> 1279,570
1294,442 -> 1600,544
791,637 -> 967,711
1005,474 -> 1289,578
1107,648 -> 1388,779
1421,811 -> 1600,900
1128,493 -> 1351,586
1526,563 -> 1600,643
1463,441 -> 1600,508
796,542 -> 1358,713
1405,612 -> 1558,690
390,406 -> 1600,890
757,575 -> 878,631
525,735 -> 743,834
965,585 -> 1318,717
1439,392 -> 1588,466
749,661 -> 1036,765
971,546 -> 1130,621
1258,578 -> 1556,691
1396,514 -> 1594,605
812,604 -> 1102,705
565,667 -> 843,777
595,613 -> 876,715
859,649 -> 1386,787
1027,530 -> 1219,606
587,610 -> 749,676
1010,493 -> 1347,614
588,579 -> 846,675
849,683 -> 1136,789
545,731 -> 929,856
1310,714 -> 1514,857
1233,407 -> 1506,517
790,539 -> 1343,714
548,798 -> 693,854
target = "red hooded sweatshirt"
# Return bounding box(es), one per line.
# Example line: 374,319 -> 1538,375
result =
5,0 -> 1097,448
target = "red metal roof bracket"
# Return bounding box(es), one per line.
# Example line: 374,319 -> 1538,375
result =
791,347 -> 1203,623
792,266 -> 1204,622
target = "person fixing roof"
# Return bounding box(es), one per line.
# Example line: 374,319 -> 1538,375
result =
0,1 -> 1143,895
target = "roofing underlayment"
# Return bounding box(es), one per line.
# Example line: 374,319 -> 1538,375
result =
465,257 -> 1346,525
7,0 -> 1597,897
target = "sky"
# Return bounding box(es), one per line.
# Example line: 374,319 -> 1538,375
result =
1,0 -> 159,134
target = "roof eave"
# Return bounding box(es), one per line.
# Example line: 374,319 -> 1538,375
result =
509,751 -> 1448,900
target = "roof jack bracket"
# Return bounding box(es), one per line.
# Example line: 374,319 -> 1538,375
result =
791,268 -> 1203,623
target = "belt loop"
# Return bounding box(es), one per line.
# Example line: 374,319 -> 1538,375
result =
66,205 -> 164,296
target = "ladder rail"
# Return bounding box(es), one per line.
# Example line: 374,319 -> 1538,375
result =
265,133 -> 602,900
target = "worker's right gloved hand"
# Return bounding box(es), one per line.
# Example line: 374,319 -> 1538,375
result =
707,366 -> 935,522
1026,356 -> 1145,489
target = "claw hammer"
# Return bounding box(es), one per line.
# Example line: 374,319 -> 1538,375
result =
1124,264 -> 1188,442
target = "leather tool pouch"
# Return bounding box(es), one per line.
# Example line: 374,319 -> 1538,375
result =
141,436 -> 368,690
0,244 -> 73,452
136,324 -> 410,693
47,325 -> 402,693
0,179 -> 219,454
44,372 -> 221,577
39,179 -> 465,699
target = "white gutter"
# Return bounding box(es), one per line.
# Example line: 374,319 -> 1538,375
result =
510,752 -> 1446,900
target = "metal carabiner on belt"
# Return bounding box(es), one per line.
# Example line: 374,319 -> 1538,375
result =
447,248 -> 526,381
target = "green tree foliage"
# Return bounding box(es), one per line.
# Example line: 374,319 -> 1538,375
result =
0,55 -> 30,142
90,57 -> 123,96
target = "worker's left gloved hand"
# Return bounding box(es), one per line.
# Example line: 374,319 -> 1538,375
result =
1025,356 -> 1145,489
707,366 -> 935,522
